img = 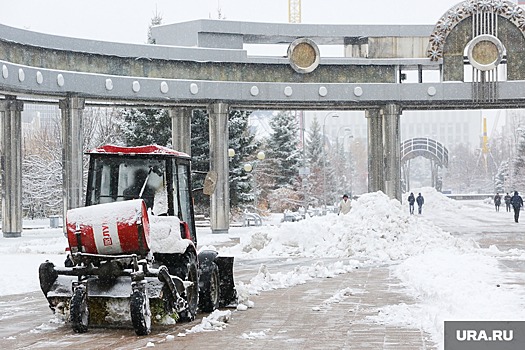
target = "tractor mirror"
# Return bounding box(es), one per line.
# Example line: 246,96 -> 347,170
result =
203,171 -> 218,196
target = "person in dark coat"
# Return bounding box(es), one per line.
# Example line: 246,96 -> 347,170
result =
416,193 -> 424,214
123,168 -> 155,210
493,193 -> 501,212
510,191 -> 523,223
407,192 -> 415,214
504,192 -> 512,212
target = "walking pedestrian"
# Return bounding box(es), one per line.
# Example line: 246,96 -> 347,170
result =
494,193 -> 501,212
504,192 -> 512,212
407,192 -> 415,214
510,191 -> 523,223
416,193 -> 424,214
338,194 -> 352,215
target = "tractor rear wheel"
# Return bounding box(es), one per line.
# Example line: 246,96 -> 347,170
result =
70,286 -> 89,333
199,261 -> 220,313
130,289 -> 151,335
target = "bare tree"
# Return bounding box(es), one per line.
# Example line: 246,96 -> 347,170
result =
22,120 -> 62,218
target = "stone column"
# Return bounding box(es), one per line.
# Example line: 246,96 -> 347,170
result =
59,96 -> 85,228
366,108 -> 383,193
208,103 -> 230,234
170,107 -> 192,155
382,103 -> 402,201
0,96 -> 23,238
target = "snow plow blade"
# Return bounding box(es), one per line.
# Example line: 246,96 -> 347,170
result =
215,256 -> 237,306
197,251 -> 237,307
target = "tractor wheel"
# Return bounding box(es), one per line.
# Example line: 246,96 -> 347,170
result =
130,289 -> 151,335
198,261 -> 220,313
70,286 -> 89,333
178,252 -> 199,322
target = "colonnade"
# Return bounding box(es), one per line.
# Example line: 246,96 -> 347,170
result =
0,98 -> 402,237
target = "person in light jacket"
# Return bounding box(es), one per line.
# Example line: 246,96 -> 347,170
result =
338,194 -> 352,215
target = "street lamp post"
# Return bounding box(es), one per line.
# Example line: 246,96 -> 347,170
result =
322,112 -> 339,208
336,127 -> 353,196
244,151 -> 266,211
336,127 -> 353,153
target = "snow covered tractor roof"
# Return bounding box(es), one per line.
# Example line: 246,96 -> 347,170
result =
88,144 -> 190,159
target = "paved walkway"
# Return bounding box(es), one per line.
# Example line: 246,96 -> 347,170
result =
149,264 -> 436,350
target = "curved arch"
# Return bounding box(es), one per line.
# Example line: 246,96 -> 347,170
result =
401,138 -> 449,167
401,138 -> 449,192
427,0 -> 525,61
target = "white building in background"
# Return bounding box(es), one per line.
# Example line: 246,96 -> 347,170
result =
247,109 -> 483,155
21,104 -> 60,134
401,110 -> 481,150
303,110 -> 482,151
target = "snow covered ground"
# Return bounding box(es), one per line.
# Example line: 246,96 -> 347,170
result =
1,188 -> 524,349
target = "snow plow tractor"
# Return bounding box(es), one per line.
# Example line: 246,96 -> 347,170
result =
38,144 -> 236,335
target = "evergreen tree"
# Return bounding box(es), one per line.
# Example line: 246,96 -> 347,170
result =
147,10 -> 162,44
333,141 -> 352,198
512,127 -> 525,189
190,109 -> 257,214
306,117 -> 323,168
267,111 -> 301,189
228,110 -> 259,208
494,160 -> 508,193
305,117 -> 324,206
190,109 -> 210,213
323,141 -> 339,206
120,108 -> 172,147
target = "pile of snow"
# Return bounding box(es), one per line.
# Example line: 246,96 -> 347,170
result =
370,246 -> 525,346
409,187 -> 465,213
218,189 -> 525,348
234,260 -> 358,307
224,191 -> 475,264
0,226 -> 66,296
0,227 -> 66,256
182,309 -> 231,334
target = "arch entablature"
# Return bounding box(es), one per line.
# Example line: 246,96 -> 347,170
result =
427,0 -> 525,61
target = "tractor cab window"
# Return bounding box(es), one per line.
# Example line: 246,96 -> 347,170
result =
172,160 -> 196,242
87,157 -> 167,214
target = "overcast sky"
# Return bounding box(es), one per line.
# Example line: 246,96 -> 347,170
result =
0,0 -> 467,44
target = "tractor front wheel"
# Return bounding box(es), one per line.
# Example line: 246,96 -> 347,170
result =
70,285 -> 89,333
130,289 -> 151,335
199,261 -> 220,313
178,252 -> 199,322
